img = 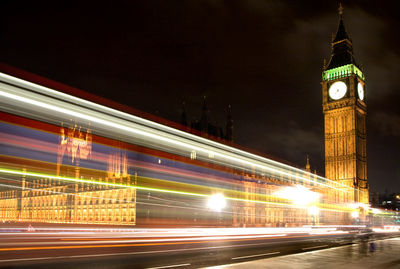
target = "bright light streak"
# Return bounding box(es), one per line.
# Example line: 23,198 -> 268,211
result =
0,168 -> 364,216
308,206 -> 319,216
0,167 -> 366,215
207,193 -> 226,211
351,211 -> 359,218
0,72 -> 359,193
371,208 -> 381,214
0,168 -> 296,208
274,185 -> 320,206
349,203 -> 369,210
372,226 -> 400,233
0,168 -> 208,199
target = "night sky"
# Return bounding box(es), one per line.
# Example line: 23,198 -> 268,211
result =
1,1 -> 399,193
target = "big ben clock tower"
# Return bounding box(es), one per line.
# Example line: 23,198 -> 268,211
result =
322,5 -> 368,204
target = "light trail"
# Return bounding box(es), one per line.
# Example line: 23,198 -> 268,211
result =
0,72 -> 360,194
0,227 -> 323,232
0,168 -> 208,199
146,264 -> 190,269
0,234 -> 290,248
301,245 -> 329,251
0,168 -> 357,214
231,251 -> 280,260
0,234 -> 307,252
0,230 -> 348,252
0,241 -> 308,264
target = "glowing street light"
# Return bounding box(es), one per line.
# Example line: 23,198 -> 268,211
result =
207,193 -> 226,212
274,185 -> 320,206
371,208 -> 381,214
351,211 -> 359,219
308,205 -> 319,216
308,205 -> 319,226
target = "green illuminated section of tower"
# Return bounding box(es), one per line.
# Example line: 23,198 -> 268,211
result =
322,64 -> 364,81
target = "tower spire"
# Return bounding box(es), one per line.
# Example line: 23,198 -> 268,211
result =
226,105 -> 233,142
326,4 -> 357,70
338,3 -> 344,17
333,3 -> 350,43
305,155 -> 311,172
181,101 -> 187,126
200,95 -> 209,133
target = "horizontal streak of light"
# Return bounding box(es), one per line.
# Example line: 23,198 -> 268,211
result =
0,167 -> 206,199
0,233 -> 312,252
0,178 -> 223,217
302,244 -> 329,250
0,226 -> 347,235
232,251 -> 280,260
0,153 -> 310,209
0,167 -> 359,214
308,231 -> 349,235
0,168 -> 299,208
0,237 -> 329,264
0,176 -> 212,213
146,263 -> 190,269
0,76 -> 359,193
0,234 -> 288,247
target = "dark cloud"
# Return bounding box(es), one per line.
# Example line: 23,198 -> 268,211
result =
372,112 -> 400,137
0,0 -> 399,193
262,121 -> 323,167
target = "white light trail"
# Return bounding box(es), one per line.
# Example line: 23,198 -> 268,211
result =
0,72 -> 361,194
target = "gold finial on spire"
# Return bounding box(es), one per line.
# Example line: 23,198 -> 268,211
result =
305,155 -> 311,172
338,3 -> 344,16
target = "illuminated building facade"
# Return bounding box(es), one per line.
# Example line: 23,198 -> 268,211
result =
322,5 -> 368,204
0,122 -> 136,225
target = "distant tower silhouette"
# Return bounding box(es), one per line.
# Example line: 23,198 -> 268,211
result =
181,101 -> 188,127
305,155 -> 311,172
200,96 -> 209,133
226,105 -> 233,142
182,96 -> 233,142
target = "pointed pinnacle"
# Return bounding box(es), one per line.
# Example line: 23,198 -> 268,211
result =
338,3 -> 344,16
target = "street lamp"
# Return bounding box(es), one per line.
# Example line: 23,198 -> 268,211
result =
207,193 -> 226,212
274,185 -> 321,226
308,205 -> 319,226
351,211 -> 359,219
207,193 -> 226,226
274,185 -> 320,206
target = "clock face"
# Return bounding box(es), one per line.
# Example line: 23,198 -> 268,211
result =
329,81 -> 347,100
357,82 -> 364,101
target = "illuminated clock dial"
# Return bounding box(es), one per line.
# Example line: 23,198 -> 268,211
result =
357,82 -> 364,101
329,81 -> 347,100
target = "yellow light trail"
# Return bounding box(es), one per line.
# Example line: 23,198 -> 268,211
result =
0,233 -> 313,252
0,168 -> 355,214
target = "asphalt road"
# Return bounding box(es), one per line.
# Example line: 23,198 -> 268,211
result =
0,227 -> 398,269
213,236 -> 400,269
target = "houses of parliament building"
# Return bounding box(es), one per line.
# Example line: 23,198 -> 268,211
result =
0,6 -> 368,227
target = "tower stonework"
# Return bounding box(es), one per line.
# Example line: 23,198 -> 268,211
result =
322,6 -> 368,204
